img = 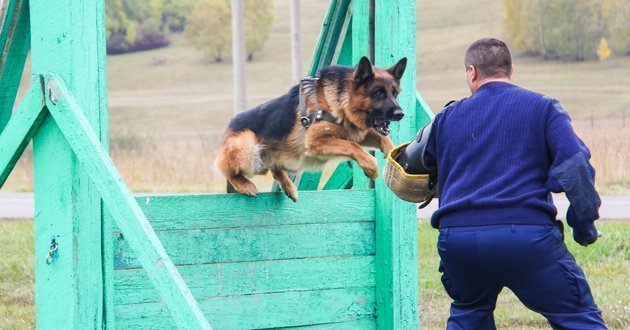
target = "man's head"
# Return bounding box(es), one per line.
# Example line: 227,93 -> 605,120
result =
464,38 -> 513,94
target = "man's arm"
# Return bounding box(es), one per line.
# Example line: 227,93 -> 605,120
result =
545,100 -> 600,246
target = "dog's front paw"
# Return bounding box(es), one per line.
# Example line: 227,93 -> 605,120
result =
360,156 -> 379,179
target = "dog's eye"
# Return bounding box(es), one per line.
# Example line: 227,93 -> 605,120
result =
372,89 -> 386,99
392,90 -> 399,97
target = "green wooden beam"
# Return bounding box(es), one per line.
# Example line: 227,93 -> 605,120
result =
44,75 -> 212,329
0,83 -> 44,188
416,91 -> 434,129
351,0 -> 372,189
373,0 -> 419,328
322,161 -> 354,190
29,0 -> 108,328
0,0 -> 30,134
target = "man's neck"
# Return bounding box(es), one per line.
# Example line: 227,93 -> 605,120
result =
475,77 -> 511,92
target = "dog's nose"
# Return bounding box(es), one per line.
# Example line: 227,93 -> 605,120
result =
392,109 -> 404,121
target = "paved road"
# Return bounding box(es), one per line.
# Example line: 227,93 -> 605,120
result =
418,195 -> 629,220
0,192 -> 628,220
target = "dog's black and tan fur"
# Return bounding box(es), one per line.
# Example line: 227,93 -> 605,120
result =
216,56 -> 407,201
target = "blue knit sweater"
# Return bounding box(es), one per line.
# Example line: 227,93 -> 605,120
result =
425,82 -> 600,228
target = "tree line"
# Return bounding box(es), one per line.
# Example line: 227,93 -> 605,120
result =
105,0 -> 274,62
503,0 -> 630,61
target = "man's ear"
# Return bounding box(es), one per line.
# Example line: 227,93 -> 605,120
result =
354,56 -> 374,88
387,57 -> 407,81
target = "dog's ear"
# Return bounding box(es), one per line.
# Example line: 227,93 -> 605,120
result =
387,57 -> 407,82
354,56 -> 374,88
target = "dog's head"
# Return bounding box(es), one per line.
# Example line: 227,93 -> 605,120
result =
352,56 -> 407,136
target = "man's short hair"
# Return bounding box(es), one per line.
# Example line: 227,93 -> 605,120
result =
465,38 -> 512,78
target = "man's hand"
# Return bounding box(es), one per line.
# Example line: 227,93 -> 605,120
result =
572,223 -> 598,247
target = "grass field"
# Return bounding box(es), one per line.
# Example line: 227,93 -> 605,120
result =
4,0 -> 629,194
0,219 -> 627,328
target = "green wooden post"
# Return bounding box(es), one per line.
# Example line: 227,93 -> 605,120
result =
351,0 -> 372,189
0,0 -> 30,134
373,0 -> 420,328
30,0 -> 108,327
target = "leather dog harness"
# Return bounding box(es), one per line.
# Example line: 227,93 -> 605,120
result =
299,77 -> 341,128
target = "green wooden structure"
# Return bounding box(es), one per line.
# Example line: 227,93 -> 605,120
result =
0,0 -> 433,328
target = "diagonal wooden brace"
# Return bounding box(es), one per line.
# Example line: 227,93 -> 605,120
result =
0,80 -> 46,188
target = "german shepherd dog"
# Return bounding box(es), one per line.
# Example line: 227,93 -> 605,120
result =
216,56 -> 407,201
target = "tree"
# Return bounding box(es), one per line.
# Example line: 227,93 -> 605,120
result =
184,0 -> 231,62
163,0 -> 198,32
244,0 -> 274,61
105,0 -> 170,54
503,0 -> 630,61
597,38 -> 612,61
601,0 -> 630,55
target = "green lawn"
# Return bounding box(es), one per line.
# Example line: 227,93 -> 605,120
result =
0,220 -> 627,329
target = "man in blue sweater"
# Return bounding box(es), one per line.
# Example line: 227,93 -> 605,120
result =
422,38 -> 606,329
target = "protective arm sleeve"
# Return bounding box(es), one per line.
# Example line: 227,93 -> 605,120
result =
545,101 -> 601,234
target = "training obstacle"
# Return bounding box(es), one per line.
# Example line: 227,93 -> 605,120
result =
0,0 -> 433,328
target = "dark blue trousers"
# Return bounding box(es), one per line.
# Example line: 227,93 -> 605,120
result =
437,224 -> 606,329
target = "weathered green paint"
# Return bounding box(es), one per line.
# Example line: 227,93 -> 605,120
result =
322,161 -> 354,190
114,256 -> 375,304
0,84 -> 44,188
351,0 -> 373,190
0,0 -> 29,134
277,320 -> 376,329
43,75 -> 211,329
111,189 -> 373,231
116,287 -> 375,329
30,0 -> 108,327
416,90 -> 434,129
114,221 -> 375,269
373,0 -> 420,328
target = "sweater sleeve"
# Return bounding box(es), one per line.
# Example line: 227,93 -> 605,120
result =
545,100 -> 600,229
422,113 -> 440,170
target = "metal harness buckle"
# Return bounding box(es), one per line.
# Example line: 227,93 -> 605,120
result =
300,116 -> 311,128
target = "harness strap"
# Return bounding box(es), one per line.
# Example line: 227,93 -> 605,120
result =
299,77 -> 341,128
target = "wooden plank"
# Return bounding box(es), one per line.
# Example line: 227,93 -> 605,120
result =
335,19 -> 353,66
331,6 -> 353,65
278,319 -> 376,329
115,287 -> 376,329
351,0 -> 372,189
321,0 -> 352,68
113,221 -> 375,269
30,0 -> 109,327
308,0 -> 339,76
43,75 -> 211,329
373,0 -> 419,328
110,189 -> 374,231
322,161 -> 354,190
416,91 -> 434,130
114,256 -> 375,305
0,84 -> 45,188
0,0 -> 30,134
297,171 -> 323,190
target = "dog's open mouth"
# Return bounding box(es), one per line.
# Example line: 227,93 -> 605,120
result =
372,117 -> 391,136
